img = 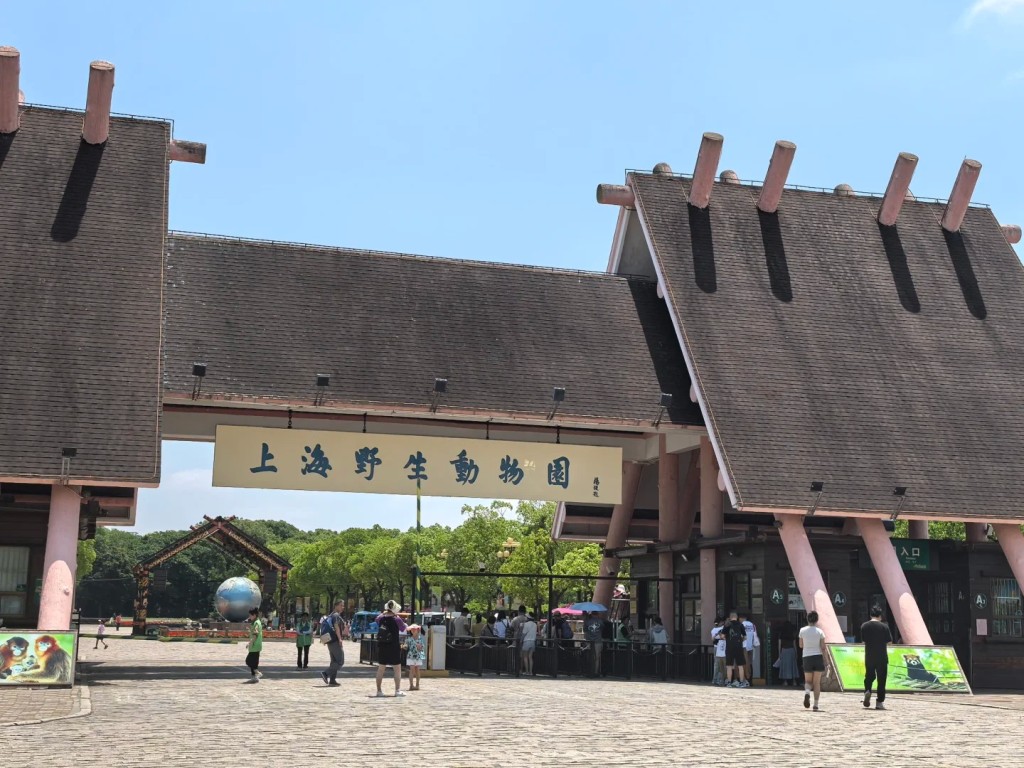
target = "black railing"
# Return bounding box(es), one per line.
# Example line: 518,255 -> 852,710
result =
441,638 -> 714,682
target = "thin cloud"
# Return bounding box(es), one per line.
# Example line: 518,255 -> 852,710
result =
962,0 -> 1024,27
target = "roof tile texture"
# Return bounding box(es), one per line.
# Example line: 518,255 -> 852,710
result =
164,235 -> 702,427
632,171 -> 1024,519
0,108 -> 168,482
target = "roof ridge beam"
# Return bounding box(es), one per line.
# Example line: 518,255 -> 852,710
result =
756,140 -> 797,214
940,159 -> 982,232
688,132 -> 724,209
83,60 -> 115,145
877,152 -> 919,226
0,46 -> 19,134
596,183 -> 634,207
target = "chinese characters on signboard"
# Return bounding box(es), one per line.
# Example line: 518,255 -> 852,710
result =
212,426 -> 623,504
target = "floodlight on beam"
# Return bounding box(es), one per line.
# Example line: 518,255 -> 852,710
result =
653,392 -> 673,426
191,362 -> 207,400
314,374 -> 330,406
891,486 -> 908,522
807,481 -> 824,518
548,386 -> 566,420
430,377 -> 448,413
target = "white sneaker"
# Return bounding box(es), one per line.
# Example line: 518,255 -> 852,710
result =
394,690 -> 405,697
740,681 -> 751,688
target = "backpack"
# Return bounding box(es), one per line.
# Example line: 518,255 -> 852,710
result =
319,614 -> 334,644
559,620 -> 573,640
376,616 -> 396,645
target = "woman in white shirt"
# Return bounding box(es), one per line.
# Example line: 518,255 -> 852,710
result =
798,611 -> 827,711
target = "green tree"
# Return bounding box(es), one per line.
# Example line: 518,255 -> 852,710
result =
893,521 -> 967,540
76,540 -> 97,583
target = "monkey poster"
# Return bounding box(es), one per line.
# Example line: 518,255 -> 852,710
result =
0,631 -> 76,687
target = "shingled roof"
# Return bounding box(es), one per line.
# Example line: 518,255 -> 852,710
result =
163,234 -> 703,428
630,170 -> 1024,520
0,107 -> 168,483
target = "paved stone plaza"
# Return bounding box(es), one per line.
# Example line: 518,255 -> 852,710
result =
2,636 -> 1021,767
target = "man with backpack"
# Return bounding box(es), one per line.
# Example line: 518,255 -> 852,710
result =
319,599 -> 346,687
722,610 -> 748,687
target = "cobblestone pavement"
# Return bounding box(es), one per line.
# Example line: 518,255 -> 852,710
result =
1,637 -> 1020,767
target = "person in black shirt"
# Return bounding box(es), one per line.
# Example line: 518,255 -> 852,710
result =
722,610 -> 748,687
861,605 -> 893,710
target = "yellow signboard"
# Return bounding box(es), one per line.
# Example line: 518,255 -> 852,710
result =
212,426 -> 622,504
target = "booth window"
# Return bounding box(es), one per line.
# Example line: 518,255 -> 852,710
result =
0,546 -> 30,617
992,578 -> 1023,638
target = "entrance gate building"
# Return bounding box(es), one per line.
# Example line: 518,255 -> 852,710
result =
4,52 -> 1024,686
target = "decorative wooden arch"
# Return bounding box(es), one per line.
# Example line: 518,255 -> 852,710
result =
131,515 -> 290,635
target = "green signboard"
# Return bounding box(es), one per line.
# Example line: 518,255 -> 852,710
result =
892,539 -> 931,571
827,644 -> 970,694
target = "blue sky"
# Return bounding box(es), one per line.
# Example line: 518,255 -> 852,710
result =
8,1 -> 1024,533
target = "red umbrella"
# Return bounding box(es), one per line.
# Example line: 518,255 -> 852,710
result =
553,606 -> 583,616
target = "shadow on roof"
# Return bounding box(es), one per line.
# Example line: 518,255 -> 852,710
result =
51,139 -> 104,242
878,222 -> 921,314
758,209 -> 793,303
688,203 -> 716,293
944,229 -> 987,320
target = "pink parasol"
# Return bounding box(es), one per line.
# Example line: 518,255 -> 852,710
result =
553,605 -> 583,616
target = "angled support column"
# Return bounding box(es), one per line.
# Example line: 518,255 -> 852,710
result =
775,513 -> 844,643
907,520 -> 929,539
658,436 -> 680,640
699,436 -> 724,643
857,518 -> 933,645
38,485 -> 80,630
993,524 -> 1024,599
594,461 -> 643,609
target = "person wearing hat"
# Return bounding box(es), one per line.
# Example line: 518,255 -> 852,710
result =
405,624 -> 425,691
372,600 -> 407,697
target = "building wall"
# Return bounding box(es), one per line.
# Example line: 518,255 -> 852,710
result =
0,509 -> 49,628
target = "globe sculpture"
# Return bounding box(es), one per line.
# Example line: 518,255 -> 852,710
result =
214,576 -> 262,622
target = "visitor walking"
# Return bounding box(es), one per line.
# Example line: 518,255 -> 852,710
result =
95,618 -> 108,650
721,610 -> 747,687
319,600 -> 345,687
471,613 -> 485,639
295,611 -> 313,669
583,610 -> 605,677
776,619 -> 799,686
114,613 -> 122,632
861,605 -> 893,711
452,607 -> 471,643
710,617 -> 726,685
518,612 -> 538,676
372,600 -> 407,697
799,611 -> 826,710
740,612 -> 759,681
245,607 -> 263,683
405,624 -> 425,691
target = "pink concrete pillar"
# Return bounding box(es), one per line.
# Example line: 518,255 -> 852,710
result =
699,436 -> 723,641
966,523 -> 988,543
658,436 -> 680,640
594,462 -> 642,609
775,513 -> 844,643
676,451 -> 700,542
38,485 -> 81,630
907,520 -> 929,539
993,524 -> 1024,598
857,518 -> 933,645
82,61 -> 115,145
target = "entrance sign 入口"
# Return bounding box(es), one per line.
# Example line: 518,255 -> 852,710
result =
213,426 -> 623,504
892,539 -> 931,571
827,644 -> 971,694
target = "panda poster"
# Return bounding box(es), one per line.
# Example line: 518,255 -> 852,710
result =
0,631 -> 77,686
827,644 -> 971,693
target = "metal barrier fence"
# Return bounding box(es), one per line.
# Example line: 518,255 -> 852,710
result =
436,638 -> 714,681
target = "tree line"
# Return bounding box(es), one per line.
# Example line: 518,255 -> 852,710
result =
75,501 -> 608,620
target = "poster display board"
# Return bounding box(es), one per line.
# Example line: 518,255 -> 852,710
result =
827,644 -> 971,694
0,630 -> 77,687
